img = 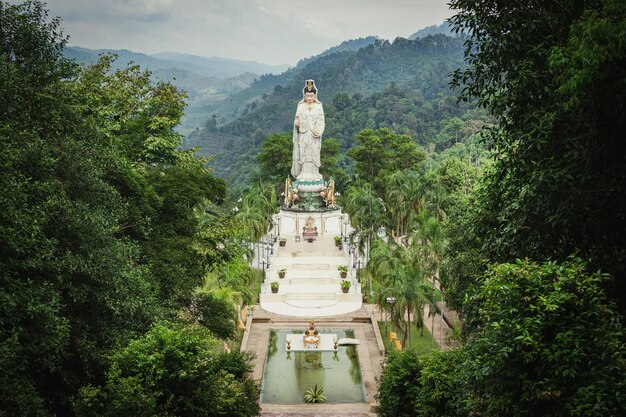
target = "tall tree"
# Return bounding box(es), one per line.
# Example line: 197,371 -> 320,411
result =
0,2 -> 158,414
1,2 -> 231,414
448,0 -> 626,312
347,128 -> 424,193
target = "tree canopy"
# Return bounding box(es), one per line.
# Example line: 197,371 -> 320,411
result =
447,0 -> 626,312
0,2 -> 241,415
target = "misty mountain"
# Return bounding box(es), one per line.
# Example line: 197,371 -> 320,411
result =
185,34 -> 483,188
295,36 -> 379,67
408,22 -> 455,39
63,46 -> 289,135
151,52 -> 289,79
200,36 -> 381,126
64,47 -> 288,79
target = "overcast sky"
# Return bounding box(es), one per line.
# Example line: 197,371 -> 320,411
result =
36,0 -> 453,66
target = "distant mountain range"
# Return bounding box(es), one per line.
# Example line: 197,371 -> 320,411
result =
63,46 -> 291,134
63,22 -> 455,139
64,47 -> 289,79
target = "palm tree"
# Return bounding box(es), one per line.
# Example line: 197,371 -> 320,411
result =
236,182 -> 277,241
407,208 -> 445,340
344,183 -> 386,260
385,171 -> 417,240
368,240 -> 439,346
390,245 -> 439,345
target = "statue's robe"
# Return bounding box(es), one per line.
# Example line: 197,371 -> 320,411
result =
291,99 -> 325,181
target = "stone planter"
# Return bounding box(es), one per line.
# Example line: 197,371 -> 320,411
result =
340,272 -> 347,279
342,287 -> 349,294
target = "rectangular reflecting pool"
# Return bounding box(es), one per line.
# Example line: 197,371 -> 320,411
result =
262,329 -> 366,404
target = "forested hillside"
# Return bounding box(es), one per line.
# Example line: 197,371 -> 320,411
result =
186,34 -> 488,188
194,36 -> 381,127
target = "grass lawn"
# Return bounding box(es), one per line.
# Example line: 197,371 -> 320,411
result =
377,320 -> 439,356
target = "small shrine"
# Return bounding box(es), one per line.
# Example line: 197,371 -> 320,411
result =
284,320 -> 339,352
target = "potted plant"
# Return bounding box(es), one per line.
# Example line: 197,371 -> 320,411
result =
278,268 -> 286,278
338,265 -> 348,278
279,237 -> 287,247
334,236 -> 342,247
340,280 -> 351,293
270,281 -> 279,293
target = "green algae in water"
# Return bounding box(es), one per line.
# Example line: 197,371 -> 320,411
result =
262,329 -> 366,404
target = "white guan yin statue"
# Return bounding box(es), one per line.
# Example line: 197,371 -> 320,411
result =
291,79 -> 325,182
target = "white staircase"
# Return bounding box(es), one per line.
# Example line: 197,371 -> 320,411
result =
259,234 -> 362,317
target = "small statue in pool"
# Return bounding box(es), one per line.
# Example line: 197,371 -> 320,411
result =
303,320 -> 320,348
306,320 -> 319,335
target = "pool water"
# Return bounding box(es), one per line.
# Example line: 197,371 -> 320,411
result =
262,329 -> 366,404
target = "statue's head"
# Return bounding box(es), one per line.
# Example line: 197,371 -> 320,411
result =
303,80 -> 317,94
303,79 -> 318,103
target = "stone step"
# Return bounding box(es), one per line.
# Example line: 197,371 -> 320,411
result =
275,284 -> 342,294
286,277 -> 336,285
275,251 -> 346,258
267,280 -> 341,296
283,293 -> 338,308
272,262 -> 348,270
271,269 -> 344,279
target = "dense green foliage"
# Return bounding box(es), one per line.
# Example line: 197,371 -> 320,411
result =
375,1 -> 626,416
378,259 -> 626,417
445,0 -> 626,314
377,349 -> 465,417
0,2 -> 259,416
376,349 -> 423,417
347,128 -> 424,192
75,323 -> 260,417
187,292 -> 238,340
460,258 -> 625,416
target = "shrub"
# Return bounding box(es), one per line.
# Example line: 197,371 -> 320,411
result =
376,350 -> 422,417
75,322 -> 260,417
461,257 -> 626,417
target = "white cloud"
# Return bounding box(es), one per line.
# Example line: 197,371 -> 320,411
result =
36,0 -> 452,65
